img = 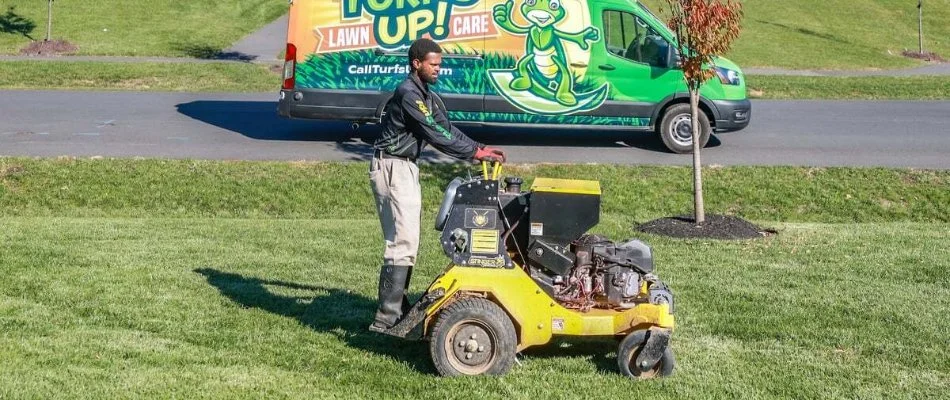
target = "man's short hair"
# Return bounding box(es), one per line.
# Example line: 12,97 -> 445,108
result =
408,38 -> 442,68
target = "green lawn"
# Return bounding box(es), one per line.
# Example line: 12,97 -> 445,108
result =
746,75 -> 950,100
1,0 -> 948,95
0,61 -> 279,91
1,158 -> 948,398
1,0 -> 947,69
0,0 -> 286,57
639,0 -> 950,70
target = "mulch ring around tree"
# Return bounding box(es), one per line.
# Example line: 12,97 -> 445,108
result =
636,214 -> 776,240
901,50 -> 946,63
20,40 -> 78,56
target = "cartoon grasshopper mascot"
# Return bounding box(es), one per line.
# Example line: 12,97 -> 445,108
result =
493,0 -> 600,106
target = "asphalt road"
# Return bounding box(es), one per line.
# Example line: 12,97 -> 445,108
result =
1,91 -> 948,169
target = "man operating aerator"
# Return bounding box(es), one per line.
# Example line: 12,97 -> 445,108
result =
368,38 -> 507,333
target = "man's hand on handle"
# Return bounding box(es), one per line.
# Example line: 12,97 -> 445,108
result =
474,146 -> 507,163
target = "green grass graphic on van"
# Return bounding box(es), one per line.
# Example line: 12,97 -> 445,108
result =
296,50 -> 408,93
487,69 -> 609,115
448,111 -> 649,127
296,49 -> 521,95
294,48 -> 609,102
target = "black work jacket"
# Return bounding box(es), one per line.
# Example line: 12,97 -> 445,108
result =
373,74 -> 481,160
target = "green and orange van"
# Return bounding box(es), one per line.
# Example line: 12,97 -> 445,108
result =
277,0 -> 750,153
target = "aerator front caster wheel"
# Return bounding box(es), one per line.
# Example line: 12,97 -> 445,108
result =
658,103 -> 711,154
429,297 -> 517,376
617,329 -> 676,379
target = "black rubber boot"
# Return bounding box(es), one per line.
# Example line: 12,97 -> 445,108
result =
369,265 -> 411,333
401,267 -> 413,315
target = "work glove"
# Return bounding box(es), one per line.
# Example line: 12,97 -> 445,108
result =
474,146 -> 506,163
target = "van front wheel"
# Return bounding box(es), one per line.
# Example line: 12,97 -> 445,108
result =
657,103 -> 711,154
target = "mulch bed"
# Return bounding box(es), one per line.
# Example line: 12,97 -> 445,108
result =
19,40 -> 78,56
901,50 -> 946,63
636,214 -> 776,240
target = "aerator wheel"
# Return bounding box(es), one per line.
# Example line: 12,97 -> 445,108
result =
429,297 -> 517,376
617,329 -> 676,379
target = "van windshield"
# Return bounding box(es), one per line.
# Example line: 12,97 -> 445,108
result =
635,1 -> 676,41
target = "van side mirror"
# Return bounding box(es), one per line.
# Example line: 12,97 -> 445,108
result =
648,36 -> 679,69
664,46 -> 680,69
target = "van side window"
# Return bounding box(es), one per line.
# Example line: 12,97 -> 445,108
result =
603,11 -> 670,68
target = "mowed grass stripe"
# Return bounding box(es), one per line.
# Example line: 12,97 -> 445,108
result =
747,75 -> 950,100
0,217 -> 947,398
0,61 -> 280,92
1,158 -> 948,222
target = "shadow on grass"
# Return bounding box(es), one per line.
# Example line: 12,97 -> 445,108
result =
173,43 -> 257,61
753,19 -> 851,45
194,268 -> 629,376
194,268 -> 435,374
0,6 -> 36,40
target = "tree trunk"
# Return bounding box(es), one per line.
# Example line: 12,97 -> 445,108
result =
690,87 -> 705,225
46,0 -> 53,42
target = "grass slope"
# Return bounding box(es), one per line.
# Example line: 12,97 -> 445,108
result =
1,0 -> 946,69
0,158 -> 948,398
0,0 -> 286,57
639,0 -> 950,69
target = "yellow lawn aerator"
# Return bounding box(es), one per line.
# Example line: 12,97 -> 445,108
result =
383,161 -> 676,378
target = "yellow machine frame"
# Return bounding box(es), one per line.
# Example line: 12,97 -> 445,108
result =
421,264 -> 674,352
411,161 -> 674,352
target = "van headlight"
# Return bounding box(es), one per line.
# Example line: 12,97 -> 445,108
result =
714,67 -> 741,85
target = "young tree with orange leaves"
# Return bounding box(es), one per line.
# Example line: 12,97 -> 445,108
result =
664,0 -> 742,225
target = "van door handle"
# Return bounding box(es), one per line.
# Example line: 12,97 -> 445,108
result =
598,64 -> 616,71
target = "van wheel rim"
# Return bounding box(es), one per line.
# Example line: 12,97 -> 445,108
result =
669,115 -> 693,147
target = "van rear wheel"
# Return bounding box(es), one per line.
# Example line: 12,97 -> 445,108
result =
658,103 -> 711,154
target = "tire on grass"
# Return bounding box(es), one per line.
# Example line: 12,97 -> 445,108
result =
429,297 -> 517,377
617,329 -> 676,379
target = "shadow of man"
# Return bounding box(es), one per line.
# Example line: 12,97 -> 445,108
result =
194,268 -> 434,374
194,268 -> 629,376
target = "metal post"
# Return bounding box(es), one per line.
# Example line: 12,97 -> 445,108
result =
918,0 -> 923,54
46,0 -> 53,42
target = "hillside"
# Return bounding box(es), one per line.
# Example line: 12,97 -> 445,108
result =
0,0 -> 946,68
639,0 -> 949,69
0,0 -> 286,57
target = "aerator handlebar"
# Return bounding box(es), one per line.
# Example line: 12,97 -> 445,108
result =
481,159 -> 503,181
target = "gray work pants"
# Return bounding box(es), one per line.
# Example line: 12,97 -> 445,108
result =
369,155 -> 421,267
